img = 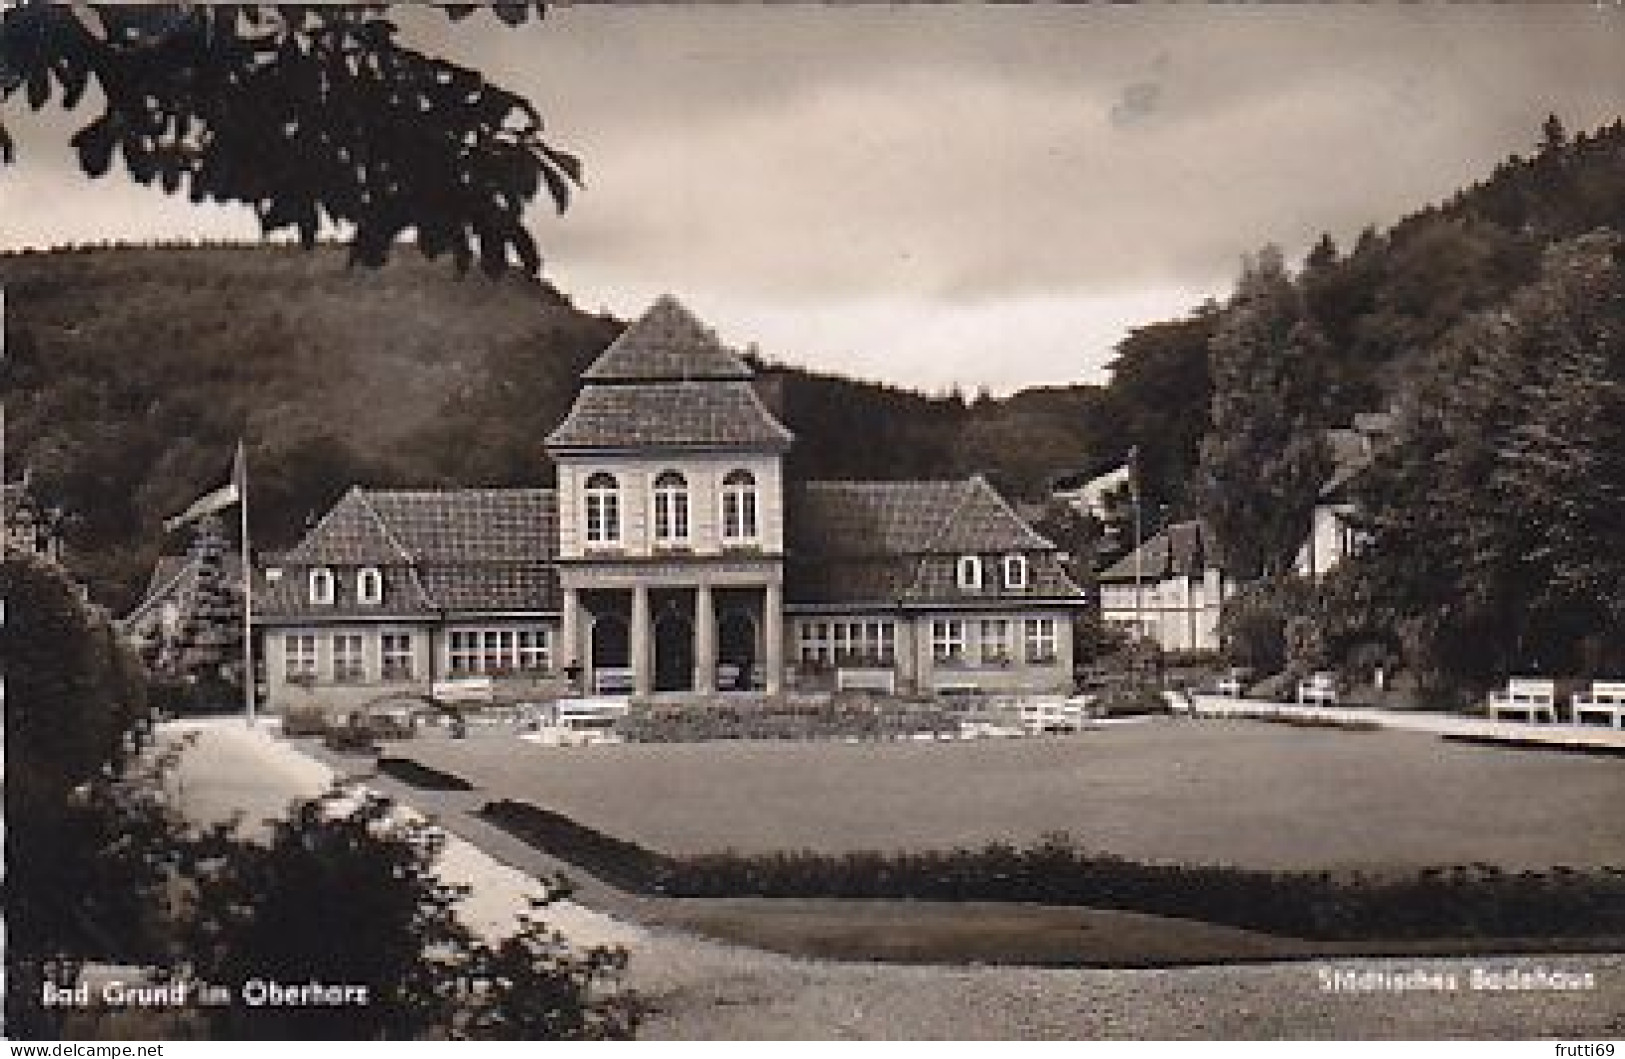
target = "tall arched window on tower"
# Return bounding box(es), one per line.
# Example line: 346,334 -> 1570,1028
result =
721,469 -> 759,544
584,472 -> 621,545
653,470 -> 690,545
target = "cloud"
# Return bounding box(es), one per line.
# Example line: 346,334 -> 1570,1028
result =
3,5 -> 1622,390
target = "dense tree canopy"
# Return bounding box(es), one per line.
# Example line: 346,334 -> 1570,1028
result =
1195,246 -> 1331,580
1,3 -> 573,274
1337,231 -> 1625,692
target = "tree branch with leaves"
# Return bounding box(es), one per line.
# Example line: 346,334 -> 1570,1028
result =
1,3 -> 576,274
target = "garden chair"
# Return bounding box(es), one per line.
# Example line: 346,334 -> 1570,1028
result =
1486,677 -> 1558,723
1296,671 -> 1338,707
1571,680 -> 1625,729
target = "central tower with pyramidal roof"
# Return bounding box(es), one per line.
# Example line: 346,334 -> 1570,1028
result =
545,296 -> 794,698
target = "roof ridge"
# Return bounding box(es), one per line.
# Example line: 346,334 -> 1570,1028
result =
353,488 -> 418,564
970,474 -> 1058,551
903,479 -> 980,596
283,485 -> 363,564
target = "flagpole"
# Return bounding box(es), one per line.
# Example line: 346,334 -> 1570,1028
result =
237,442 -> 255,726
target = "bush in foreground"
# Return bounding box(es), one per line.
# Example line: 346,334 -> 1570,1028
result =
185,788 -> 639,1040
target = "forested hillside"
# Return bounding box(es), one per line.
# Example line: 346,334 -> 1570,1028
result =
4,116 -> 1622,617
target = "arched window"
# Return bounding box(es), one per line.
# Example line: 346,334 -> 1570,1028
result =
956,555 -> 983,591
309,567 -> 335,605
652,470 -> 690,544
357,566 -> 384,605
584,472 -> 621,544
1002,554 -> 1029,590
721,469 -> 759,543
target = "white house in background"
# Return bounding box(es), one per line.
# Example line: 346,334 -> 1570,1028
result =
1050,463 -> 1131,519
1096,520 -> 1231,653
1294,411 -> 1396,579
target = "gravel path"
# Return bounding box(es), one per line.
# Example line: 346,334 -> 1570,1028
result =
163,718 -> 1625,1040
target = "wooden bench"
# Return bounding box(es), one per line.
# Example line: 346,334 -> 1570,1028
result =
1296,671 -> 1337,706
1487,677 -> 1558,723
1572,680 -> 1625,729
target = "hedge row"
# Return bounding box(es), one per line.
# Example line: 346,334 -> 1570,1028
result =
480,800 -> 1625,941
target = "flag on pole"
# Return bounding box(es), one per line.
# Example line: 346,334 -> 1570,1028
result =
1125,444 -> 1141,502
164,441 -> 245,533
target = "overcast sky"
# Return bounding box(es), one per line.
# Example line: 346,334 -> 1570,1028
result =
3,5 -> 1622,392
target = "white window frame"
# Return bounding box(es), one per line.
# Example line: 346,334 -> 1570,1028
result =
931,619 -> 967,664
1002,554 -> 1029,590
284,634 -> 317,681
357,566 -> 383,606
449,626 -> 549,676
449,630 -> 481,675
332,633 -> 365,684
652,470 -> 691,545
584,472 -> 621,545
979,619 -> 1012,665
721,469 -> 759,544
956,555 -> 983,591
517,629 -> 550,672
1024,617 -> 1059,664
798,620 -> 832,666
381,633 -> 414,681
309,567 -> 335,606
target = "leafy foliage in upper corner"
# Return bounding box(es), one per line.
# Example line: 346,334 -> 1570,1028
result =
0,3 -> 573,275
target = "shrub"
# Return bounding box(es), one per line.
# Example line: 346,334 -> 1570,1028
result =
280,707 -> 330,738
187,788 -> 640,1040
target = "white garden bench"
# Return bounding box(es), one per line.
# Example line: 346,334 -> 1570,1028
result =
1486,677 -> 1558,723
1571,680 -> 1625,729
1296,671 -> 1337,706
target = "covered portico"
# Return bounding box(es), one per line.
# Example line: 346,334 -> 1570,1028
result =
557,561 -> 784,698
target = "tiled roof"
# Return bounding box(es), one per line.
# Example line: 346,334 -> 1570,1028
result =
123,553 -> 245,631
785,478 -> 1082,605
258,488 -> 560,619
417,564 -> 559,613
582,295 -> 753,382
280,488 -> 556,565
256,564 -> 440,619
545,380 -> 793,452
1098,519 -> 1212,582
789,478 -> 1053,557
362,489 -> 557,562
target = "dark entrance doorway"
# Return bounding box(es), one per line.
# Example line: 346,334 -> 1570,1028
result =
654,611 -> 694,692
591,614 -> 629,671
718,611 -> 757,691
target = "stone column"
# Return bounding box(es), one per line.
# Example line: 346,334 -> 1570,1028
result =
764,579 -> 784,696
631,584 -> 652,698
560,586 -> 580,686
694,582 -> 717,694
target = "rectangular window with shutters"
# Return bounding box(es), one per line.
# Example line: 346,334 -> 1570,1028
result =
1024,618 -> 1059,664
931,619 -> 966,664
332,634 -> 365,683
284,634 -> 317,681
381,633 -> 414,681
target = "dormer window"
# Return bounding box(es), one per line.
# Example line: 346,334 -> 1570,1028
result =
357,566 -> 383,606
957,555 -> 983,591
722,469 -> 759,543
309,567 -> 335,606
584,472 -> 621,545
1002,554 -> 1029,590
653,470 -> 690,544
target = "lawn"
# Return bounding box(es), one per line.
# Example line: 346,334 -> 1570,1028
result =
396,719 -> 1623,873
